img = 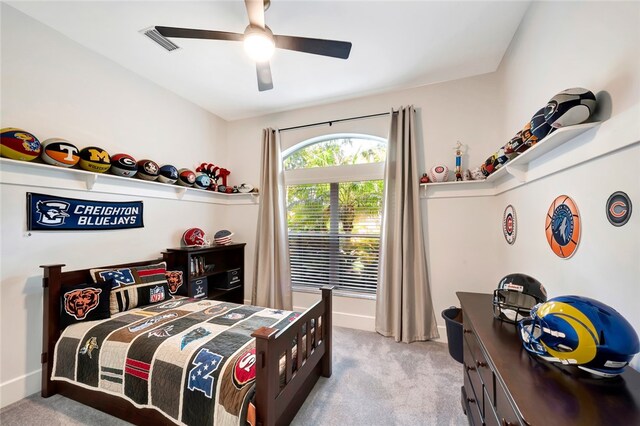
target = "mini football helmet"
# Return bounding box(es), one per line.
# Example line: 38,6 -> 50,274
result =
518,295 -> 639,378
493,273 -> 547,323
182,228 -> 209,246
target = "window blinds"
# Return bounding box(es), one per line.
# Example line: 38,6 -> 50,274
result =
286,181 -> 383,294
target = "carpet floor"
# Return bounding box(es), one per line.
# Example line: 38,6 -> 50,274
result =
1,326 -> 466,426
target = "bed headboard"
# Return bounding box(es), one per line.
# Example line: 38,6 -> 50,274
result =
40,258 -> 163,397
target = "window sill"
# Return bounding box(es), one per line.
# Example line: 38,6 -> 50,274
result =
292,286 -> 376,301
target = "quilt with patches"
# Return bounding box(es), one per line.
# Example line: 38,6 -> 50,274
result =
52,297 -> 300,426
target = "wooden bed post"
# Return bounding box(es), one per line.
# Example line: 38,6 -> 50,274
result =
41,264 -> 65,397
252,326 -> 279,426
320,286 -> 333,378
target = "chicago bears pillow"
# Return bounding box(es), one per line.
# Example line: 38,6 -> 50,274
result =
90,262 -> 171,314
165,270 -> 184,295
60,281 -> 112,328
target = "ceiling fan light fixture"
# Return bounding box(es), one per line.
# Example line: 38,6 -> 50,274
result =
244,27 -> 275,62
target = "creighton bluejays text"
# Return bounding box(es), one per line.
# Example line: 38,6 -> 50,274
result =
28,192 -> 144,231
74,205 -> 140,226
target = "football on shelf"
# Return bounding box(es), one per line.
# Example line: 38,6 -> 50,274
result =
1,128 -> 41,161
194,174 -> 211,190
79,146 -> 111,173
178,168 -> 196,187
528,107 -> 553,144
544,88 -> 596,128
237,183 -> 254,193
136,159 -> 160,181
158,164 -> 179,184
41,138 -> 80,167
110,153 -> 138,177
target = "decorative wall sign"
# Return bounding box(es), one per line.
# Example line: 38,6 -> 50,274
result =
27,192 -> 143,231
545,195 -> 581,259
502,204 -> 517,245
606,191 -> 632,227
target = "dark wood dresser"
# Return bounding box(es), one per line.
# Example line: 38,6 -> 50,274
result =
457,292 -> 640,426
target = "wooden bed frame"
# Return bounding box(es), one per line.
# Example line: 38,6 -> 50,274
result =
41,259 -> 333,426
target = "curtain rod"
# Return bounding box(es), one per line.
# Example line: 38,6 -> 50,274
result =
278,111 -> 396,133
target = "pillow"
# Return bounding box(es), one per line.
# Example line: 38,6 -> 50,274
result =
60,281 -> 112,328
165,270 -> 184,295
90,262 -> 171,314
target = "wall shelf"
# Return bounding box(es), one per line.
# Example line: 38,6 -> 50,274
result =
0,158 -> 259,205
421,121 -> 602,199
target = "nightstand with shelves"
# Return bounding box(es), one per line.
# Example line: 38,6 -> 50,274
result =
163,243 -> 245,304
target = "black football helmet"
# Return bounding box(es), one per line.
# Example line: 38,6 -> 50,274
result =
493,273 -> 547,324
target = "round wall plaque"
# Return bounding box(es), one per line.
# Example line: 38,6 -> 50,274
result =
606,191 -> 632,227
545,195 -> 581,259
503,205 -> 517,245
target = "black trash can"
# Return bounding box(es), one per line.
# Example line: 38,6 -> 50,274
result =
442,306 -> 463,364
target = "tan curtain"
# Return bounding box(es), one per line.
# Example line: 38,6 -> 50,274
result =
375,106 -> 439,343
251,128 -> 293,310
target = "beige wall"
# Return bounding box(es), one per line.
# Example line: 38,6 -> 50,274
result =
493,0 -> 640,370
0,5 -> 227,406
226,72 -> 505,333
2,0 -> 639,408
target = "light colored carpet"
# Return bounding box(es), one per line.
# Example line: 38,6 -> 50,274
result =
1,326 -> 466,426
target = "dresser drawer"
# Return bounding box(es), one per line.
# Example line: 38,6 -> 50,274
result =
463,315 -> 495,403
464,368 -> 483,426
495,380 -> 521,426
484,386 -> 500,426
463,339 -> 484,415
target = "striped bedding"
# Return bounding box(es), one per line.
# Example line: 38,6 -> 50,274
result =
52,297 -> 300,426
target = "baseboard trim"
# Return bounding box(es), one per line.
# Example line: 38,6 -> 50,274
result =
436,325 -> 448,344
0,369 -> 40,408
333,311 -> 375,332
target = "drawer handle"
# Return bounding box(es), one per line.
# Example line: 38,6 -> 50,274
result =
463,328 -> 473,334
465,364 -> 476,372
476,360 -> 488,368
501,419 -> 516,426
467,397 -> 476,404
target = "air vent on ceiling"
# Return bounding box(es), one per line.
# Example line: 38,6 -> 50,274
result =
141,27 -> 180,52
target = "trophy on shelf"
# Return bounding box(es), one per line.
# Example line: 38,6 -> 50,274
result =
453,141 -> 466,181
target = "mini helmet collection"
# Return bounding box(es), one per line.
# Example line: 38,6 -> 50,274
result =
518,295 -> 639,378
493,273 -> 547,324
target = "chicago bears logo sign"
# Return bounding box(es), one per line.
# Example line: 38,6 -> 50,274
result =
606,191 -> 632,227
63,287 -> 102,320
165,270 -> 183,294
545,195 -> 581,259
502,205 -> 517,245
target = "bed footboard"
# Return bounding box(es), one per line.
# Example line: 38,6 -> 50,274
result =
252,286 -> 333,426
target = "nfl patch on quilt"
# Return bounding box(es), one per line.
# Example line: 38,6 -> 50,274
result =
90,262 -> 170,314
27,192 -> 143,231
51,299 -> 299,426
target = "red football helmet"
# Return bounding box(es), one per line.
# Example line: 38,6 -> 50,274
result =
182,228 -> 209,246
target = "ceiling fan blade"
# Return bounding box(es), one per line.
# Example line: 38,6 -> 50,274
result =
274,35 -> 352,59
155,26 -> 243,42
256,61 -> 273,91
244,0 -> 266,29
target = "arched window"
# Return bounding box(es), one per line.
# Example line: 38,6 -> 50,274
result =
283,134 -> 386,295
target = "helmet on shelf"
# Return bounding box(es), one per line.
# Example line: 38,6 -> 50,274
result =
518,295 -> 639,378
492,273 -> 547,324
182,228 -> 209,246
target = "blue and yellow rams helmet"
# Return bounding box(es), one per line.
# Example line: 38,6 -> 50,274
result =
518,295 -> 639,378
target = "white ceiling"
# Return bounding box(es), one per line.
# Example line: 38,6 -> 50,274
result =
8,1 -> 530,121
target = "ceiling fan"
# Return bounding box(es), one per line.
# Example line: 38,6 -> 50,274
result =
155,0 -> 352,92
